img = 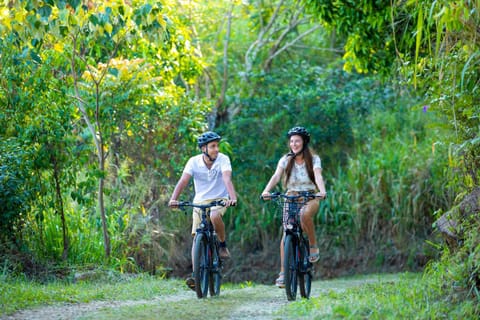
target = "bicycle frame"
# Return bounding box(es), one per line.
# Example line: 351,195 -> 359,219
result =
178,200 -> 225,299
264,191 -> 319,301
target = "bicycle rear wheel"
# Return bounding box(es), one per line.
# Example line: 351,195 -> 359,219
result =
193,233 -> 209,298
284,234 -> 298,301
209,238 -> 222,296
299,238 -> 312,298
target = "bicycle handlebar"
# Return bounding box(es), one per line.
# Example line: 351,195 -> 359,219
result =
260,191 -> 325,202
177,199 -> 228,210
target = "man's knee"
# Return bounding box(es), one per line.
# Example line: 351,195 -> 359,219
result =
210,211 -> 222,222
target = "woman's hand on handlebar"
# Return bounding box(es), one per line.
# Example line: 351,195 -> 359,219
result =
315,191 -> 327,199
261,191 -> 272,200
168,199 -> 179,208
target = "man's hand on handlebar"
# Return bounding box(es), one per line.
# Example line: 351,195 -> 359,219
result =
225,199 -> 237,207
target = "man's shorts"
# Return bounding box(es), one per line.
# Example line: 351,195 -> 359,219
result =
191,198 -> 228,235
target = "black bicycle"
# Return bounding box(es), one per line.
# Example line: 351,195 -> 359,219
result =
263,191 -> 322,301
178,200 -> 226,299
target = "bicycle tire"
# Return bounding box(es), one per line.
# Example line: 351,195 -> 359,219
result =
284,234 -> 298,301
193,233 -> 209,298
299,238 -> 312,298
209,238 -> 221,296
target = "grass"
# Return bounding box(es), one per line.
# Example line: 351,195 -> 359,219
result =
285,272 -> 478,319
0,274 -> 185,315
1,272 -> 477,319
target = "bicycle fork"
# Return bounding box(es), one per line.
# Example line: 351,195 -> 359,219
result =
300,235 -> 313,274
210,233 -> 222,275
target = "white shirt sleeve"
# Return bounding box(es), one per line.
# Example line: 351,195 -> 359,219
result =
183,157 -> 195,175
219,154 -> 232,172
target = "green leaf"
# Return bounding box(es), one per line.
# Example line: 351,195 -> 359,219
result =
414,6 -> 424,88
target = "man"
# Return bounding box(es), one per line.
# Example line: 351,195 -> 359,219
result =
168,131 -> 237,290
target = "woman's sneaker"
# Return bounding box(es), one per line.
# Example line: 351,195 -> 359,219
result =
275,272 -> 285,288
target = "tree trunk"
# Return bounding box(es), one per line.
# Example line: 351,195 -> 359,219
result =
51,153 -> 69,260
98,176 -> 110,257
70,33 -> 113,259
96,88 -> 111,258
214,2 -> 234,127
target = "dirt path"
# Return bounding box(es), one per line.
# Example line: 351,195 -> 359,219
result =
2,277 -> 388,320
3,287 -> 285,320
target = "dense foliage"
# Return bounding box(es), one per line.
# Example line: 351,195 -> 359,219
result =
221,67 -> 453,279
303,0 -> 479,171
0,0 -> 478,315
302,0 -> 479,310
0,0 -> 210,271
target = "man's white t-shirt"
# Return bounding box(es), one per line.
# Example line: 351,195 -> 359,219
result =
183,153 -> 232,202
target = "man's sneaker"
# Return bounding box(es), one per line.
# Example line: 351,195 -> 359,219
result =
185,277 -> 195,291
219,247 -> 231,259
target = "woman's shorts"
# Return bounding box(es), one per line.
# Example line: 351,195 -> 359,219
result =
282,191 -> 319,229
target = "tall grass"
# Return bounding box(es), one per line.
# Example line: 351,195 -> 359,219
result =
19,201 -> 109,271
316,106 -> 455,270
286,272 -> 478,318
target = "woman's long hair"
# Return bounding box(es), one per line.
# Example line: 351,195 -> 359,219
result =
283,145 -> 317,189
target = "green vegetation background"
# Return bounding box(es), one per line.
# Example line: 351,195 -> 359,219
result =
0,0 -> 478,317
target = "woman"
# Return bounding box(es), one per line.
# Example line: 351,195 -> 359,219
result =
261,126 -> 326,288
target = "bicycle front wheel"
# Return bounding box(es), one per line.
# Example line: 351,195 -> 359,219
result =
193,233 -> 209,298
284,234 -> 298,301
299,238 -> 312,298
209,238 -> 221,296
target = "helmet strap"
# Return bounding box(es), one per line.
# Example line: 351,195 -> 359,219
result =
288,142 -> 307,158
203,144 -> 216,162
288,149 -> 304,158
